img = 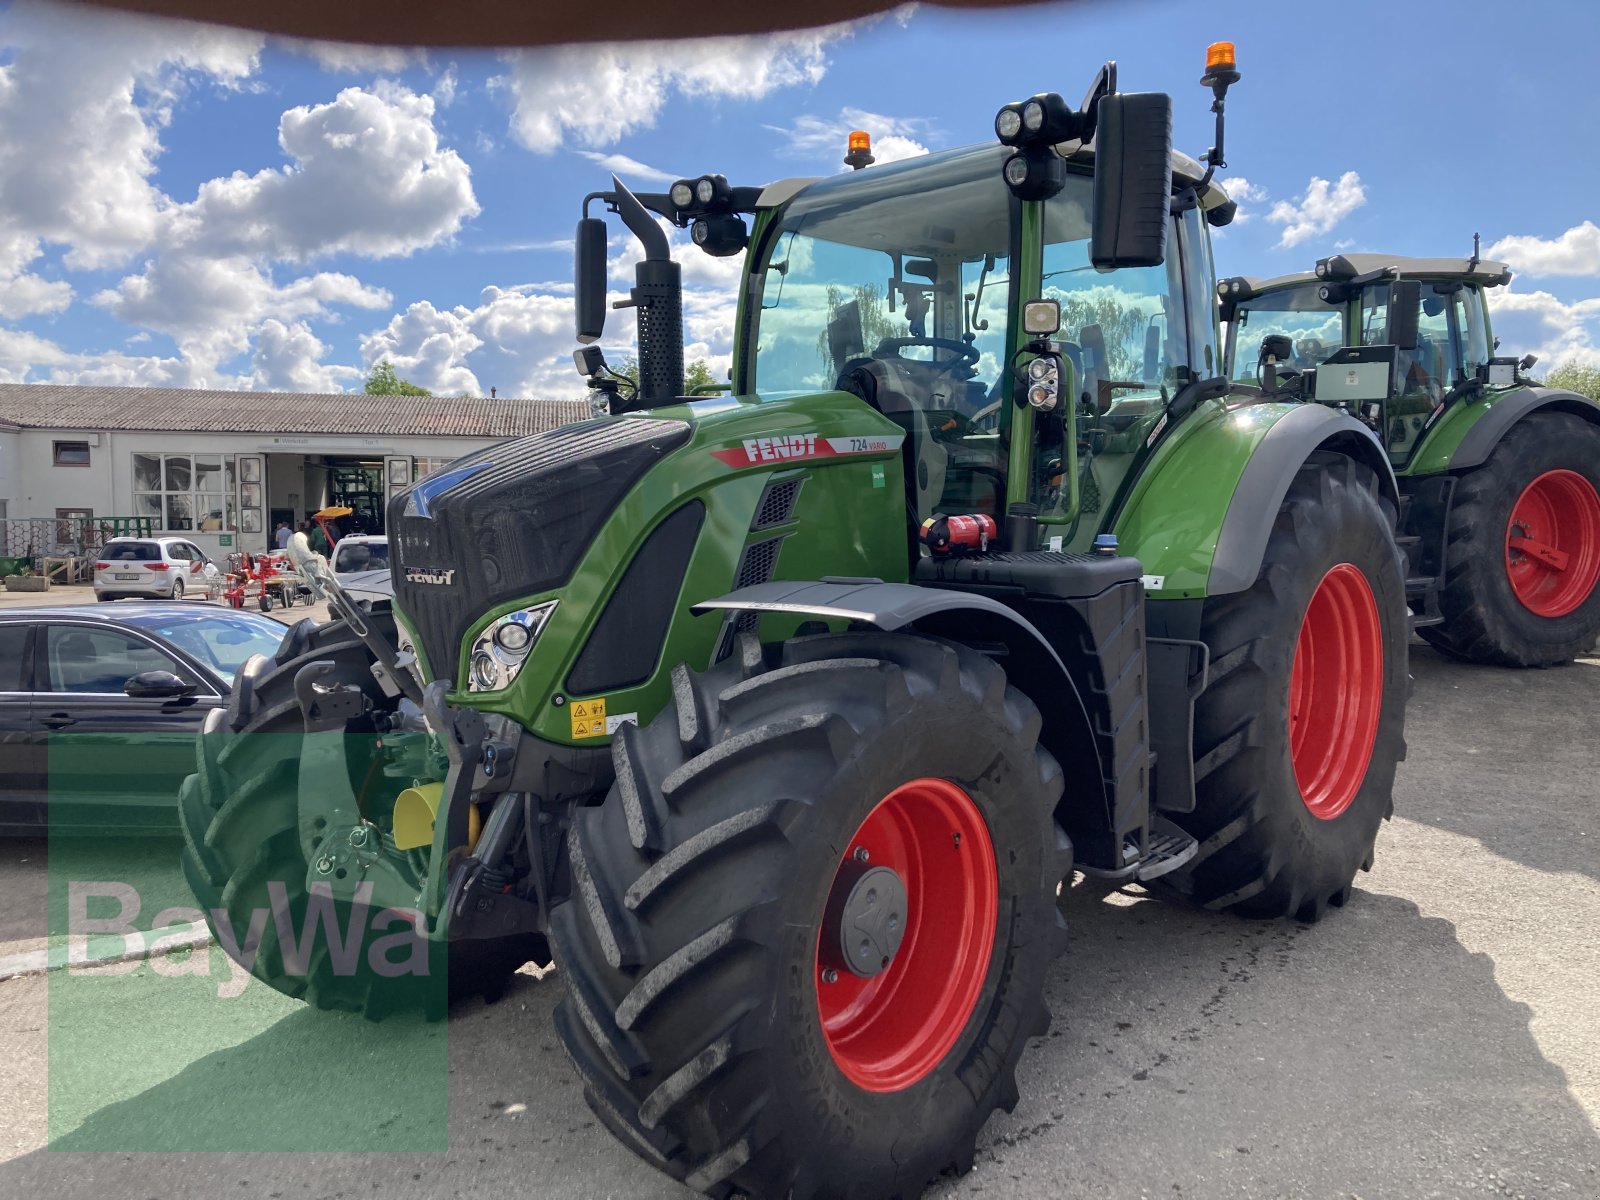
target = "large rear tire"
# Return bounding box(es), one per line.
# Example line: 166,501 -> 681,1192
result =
549,632 -> 1067,1200
178,615 -> 549,1018
1420,412 -> 1600,666
1157,453 -> 1408,921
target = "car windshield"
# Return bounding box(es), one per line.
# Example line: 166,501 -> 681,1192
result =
334,541 -> 388,572
1228,283 -> 1345,384
751,146 -> 1014,412
119,611 -> 287,684
102,540 -> 162,562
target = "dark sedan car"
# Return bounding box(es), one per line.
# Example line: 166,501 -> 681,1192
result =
0,603 -> 290,834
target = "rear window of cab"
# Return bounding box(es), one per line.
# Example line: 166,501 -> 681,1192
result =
103,541 -> 162,562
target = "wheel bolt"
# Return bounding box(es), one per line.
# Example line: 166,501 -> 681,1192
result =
315,856 -> 334,874
821,968 -> 838,984
853,847 -> 870,862
348,826 -> 369,849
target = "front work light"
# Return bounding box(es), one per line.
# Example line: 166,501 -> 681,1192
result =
691,212 -> 748,257
669,180 -> 695,209
1002,149 -> 1068,201
995,104 -> 1025,144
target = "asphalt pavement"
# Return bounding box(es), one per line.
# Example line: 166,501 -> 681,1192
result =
0,638 -> 1595,1198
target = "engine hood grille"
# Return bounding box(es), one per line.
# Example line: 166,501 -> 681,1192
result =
388,416 -> 691,682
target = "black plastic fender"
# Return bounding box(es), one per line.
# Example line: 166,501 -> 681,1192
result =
1208,405 -> 1400,596
693,578 -> 1112,841
1450,386 -> 1600,471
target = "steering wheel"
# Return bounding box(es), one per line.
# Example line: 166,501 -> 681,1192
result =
873,336 -> 980,376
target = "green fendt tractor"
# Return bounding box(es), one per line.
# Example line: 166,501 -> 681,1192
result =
181,46 -> 1415,1198
1220,254 -> 1600,664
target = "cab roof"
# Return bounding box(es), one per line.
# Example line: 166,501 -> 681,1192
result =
1229,254 -> 1513,300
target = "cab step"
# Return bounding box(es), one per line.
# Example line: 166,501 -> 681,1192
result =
1079,815 -> 1198,883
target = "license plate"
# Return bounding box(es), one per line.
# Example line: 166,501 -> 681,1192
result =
115,573 -> 138,580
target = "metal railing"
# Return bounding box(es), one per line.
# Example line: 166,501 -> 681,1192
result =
0,516 -> 157,573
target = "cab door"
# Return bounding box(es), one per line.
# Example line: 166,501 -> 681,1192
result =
0,621 -> 42,832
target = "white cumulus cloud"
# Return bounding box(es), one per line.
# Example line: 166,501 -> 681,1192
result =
776,107 -> 933,169
165,85 -> 479,263
0,1 -> 262,272
1488,285 -> 1600,370
1488,221 -> 1600,278
1267,172 -> 1365,248
496,21 -> 871,153
250,318 -> 365,392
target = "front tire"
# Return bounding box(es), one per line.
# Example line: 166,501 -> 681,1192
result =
170,577 -> 185,601
1421,412 -> 1600,666
1158,453 -> 1408,922
549,633 -> 1066,1200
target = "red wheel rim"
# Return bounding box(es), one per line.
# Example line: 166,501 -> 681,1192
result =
1289,564 -> 1384,821
1504,468 -> 1600,618
815,777 -> 997,1093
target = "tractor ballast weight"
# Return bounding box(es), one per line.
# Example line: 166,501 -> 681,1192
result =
181,44 -> 1416,1200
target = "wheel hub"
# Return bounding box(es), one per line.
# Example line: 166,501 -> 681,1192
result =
1504,468 -> 1600,618
822,863 -> 908,979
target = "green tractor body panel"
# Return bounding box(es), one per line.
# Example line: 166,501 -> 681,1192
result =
445,391 -> 909,747
1111,397 -> 1298,599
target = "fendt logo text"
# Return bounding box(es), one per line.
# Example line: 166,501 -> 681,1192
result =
741,433 -> 818,463
405,566 -> 456,585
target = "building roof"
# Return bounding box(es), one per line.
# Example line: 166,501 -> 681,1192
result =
0,384 -> 589,439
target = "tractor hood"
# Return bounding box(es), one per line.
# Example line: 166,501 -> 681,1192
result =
388,416 -> 692,683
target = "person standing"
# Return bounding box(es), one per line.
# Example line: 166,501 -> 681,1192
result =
274,520 -> 292,550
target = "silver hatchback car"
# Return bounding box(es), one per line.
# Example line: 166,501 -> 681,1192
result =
93,536 -> 225,602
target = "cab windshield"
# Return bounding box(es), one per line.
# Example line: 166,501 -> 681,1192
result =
751,146 -> 1014,417
1228,283 -> 1345,384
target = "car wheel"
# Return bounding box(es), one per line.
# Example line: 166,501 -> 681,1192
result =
171,577 -> 185,601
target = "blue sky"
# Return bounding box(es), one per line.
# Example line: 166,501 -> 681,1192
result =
1,0 -> 1598,397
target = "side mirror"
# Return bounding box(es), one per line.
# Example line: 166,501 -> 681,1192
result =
1385,279 -> 1420,351
574,217 -> 608,344
1091,91 -> 1172,270
124,670 -> 197,700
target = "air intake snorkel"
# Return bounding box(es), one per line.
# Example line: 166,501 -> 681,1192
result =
573,176 -> 684,411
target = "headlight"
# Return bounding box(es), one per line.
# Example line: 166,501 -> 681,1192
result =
466,600 -> 558,693
695,176 -> 716,205
1027,356 -> 1055,381
1003,154 -> 1031,187
1022,99 -> 1045,133
670,180 -> 694,209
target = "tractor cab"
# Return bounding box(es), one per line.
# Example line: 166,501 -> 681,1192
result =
1220,253 -> 1518,466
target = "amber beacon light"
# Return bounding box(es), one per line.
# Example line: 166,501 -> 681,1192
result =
1202,41 -> 1240,88
845,130 -> 875,171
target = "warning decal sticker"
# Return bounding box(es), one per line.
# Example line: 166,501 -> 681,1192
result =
569,697 -> 609,740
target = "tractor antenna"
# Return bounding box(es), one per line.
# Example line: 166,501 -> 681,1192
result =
1468,232 -> 1481,273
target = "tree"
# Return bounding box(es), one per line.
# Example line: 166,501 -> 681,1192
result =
684,359 -> 720,393
365,360 -> 431,396
605,355 -> 718,394
1546,362 -> 1600,402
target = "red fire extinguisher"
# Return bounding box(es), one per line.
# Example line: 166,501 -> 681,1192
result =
919,513 -> 998,556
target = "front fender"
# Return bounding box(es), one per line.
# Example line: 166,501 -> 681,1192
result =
1406,385 -> 1600,475
1115,400 -> 1397,599
692,577 -> 1111,837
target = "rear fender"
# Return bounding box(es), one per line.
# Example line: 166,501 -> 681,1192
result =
1208,406 -> 1397,595
1409,386 -> 1600,475
1116,401 -> 1397,599
692,579 -> 1111,853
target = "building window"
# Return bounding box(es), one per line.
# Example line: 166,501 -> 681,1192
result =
414,457 -> 453,479
53,440 -> 91,467
132,452 -> 236,533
